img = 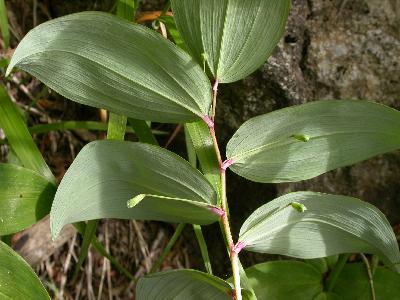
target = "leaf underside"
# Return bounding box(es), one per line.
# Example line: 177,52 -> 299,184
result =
227,100 -> 400,183
7,12 -> 212,123
239,192 -> 400,272
50,141 -> 219,239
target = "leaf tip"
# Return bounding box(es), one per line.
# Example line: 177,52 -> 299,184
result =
127,194 -> 147,208
292,134 -> 311,142
290,202 -> 307,213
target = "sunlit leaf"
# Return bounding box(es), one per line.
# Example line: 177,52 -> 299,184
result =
226,100 -> 400,183
50,141 -> 220,239
0,163 -> 55,235
171,0 -> 290,83
0,241 -> 50,299
238,192 -> 400,272
7,12 -> 212,123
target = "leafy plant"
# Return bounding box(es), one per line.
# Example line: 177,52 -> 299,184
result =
2,0 -> 400,299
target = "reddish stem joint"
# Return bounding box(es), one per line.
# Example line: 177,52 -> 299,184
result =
213,79 -> 219,92
220,159 -> 234,171
209,206 -> 226,217
202,115 -> 214,130
231,241 -> 246,255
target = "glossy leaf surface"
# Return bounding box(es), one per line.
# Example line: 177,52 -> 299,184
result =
0,241 -> 50,299
333,263 -> 400,299
7,12 -> 212,123
171,0 -> 290,83
226,100 -> 400,183
239,192 -> 400,272
245,261 -> 322,300
51,141 -> 219,239
0,163 -> 56,235
136,269 -> 232,300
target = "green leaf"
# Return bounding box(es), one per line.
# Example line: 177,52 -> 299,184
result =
0,241 -> 50,299
244,261 -> 322,300
313,292 -> 341,300
0,85 -> 54,183
185,121 -> 221,199
333,263 -> 400,299
238,192 -> 400,272
226,100 -> 400,183
116,0 -> 138,21
136,269 -> 232,300
0,163 -> 56,235
171,0 -> 290,83
50,140 -> 220,239
6,12 -> 212,123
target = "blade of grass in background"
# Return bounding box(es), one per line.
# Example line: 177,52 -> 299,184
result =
128,118 -> 159,145
0,84 -> 54,183
0,0 -> 10,49
116,0 -> 138,21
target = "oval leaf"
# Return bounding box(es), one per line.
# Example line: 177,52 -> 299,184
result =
244,261 -> 322,300
333,263 -> 400,299
0,163 -> 56,235
50,141 -> 219,239
171,0 -> 290,83
0,241 -> 50,299
7,12 -> 212,123
136,269 -> 232,300
238,192 -> 400,272
226,100 -> 400,183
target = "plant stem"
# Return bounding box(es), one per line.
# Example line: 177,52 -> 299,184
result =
360,254 -> 376,300
193,225 -> 213,274
207,118 -> 242,300
326,253 -> 351,291
149,223 -> 186,273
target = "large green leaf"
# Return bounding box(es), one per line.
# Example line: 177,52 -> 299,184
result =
171,0 -> 290,83
226,100 -> 400,183
333,263 -> 400,299
0,85 -> 54,183
136,269 -> 232,300
50,140 -> 220,239
6,12 -> 212,123
0,241 -> 50,299
244,261 -> 322,300
0,164 -> 55,235
238,192 -> 400,272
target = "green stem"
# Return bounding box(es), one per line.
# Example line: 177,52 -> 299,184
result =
360,254 -> 376,300
326,253 -> 351,291
149,223 -> 186,273
193,224 -> 213,274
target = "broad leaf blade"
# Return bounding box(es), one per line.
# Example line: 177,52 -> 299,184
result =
136,269 -> 232,300
0,164 -> 55,235
333,263 -> 400,299
0,85 -> 54,182
0,241 -> 50,299
50,140 -> 219,239
7,12 -> 212,123
245,261 -> 322,300
238,192 -> 400,272
226,100 -> 400,183
171,0 -> 290,83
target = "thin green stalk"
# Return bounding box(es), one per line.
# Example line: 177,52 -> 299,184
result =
128,118 -> 159,145
73,223 -> 134,280
0,0 -> 10,49
72,220 -> 99,281
149,223 -> 186,273
326,253 -> 351,291
360,254 -> 376,300
185,128 -> 213,274
193,225 -> 213,274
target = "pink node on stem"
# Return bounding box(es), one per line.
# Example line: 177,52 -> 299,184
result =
220,159 -> 234,171
231,241 -> 246,254
202,115 -> 215,129
209,206 -> 226,217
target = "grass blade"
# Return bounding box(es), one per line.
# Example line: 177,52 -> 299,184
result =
128,118 -> 159,145
0,0 -> 10,49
